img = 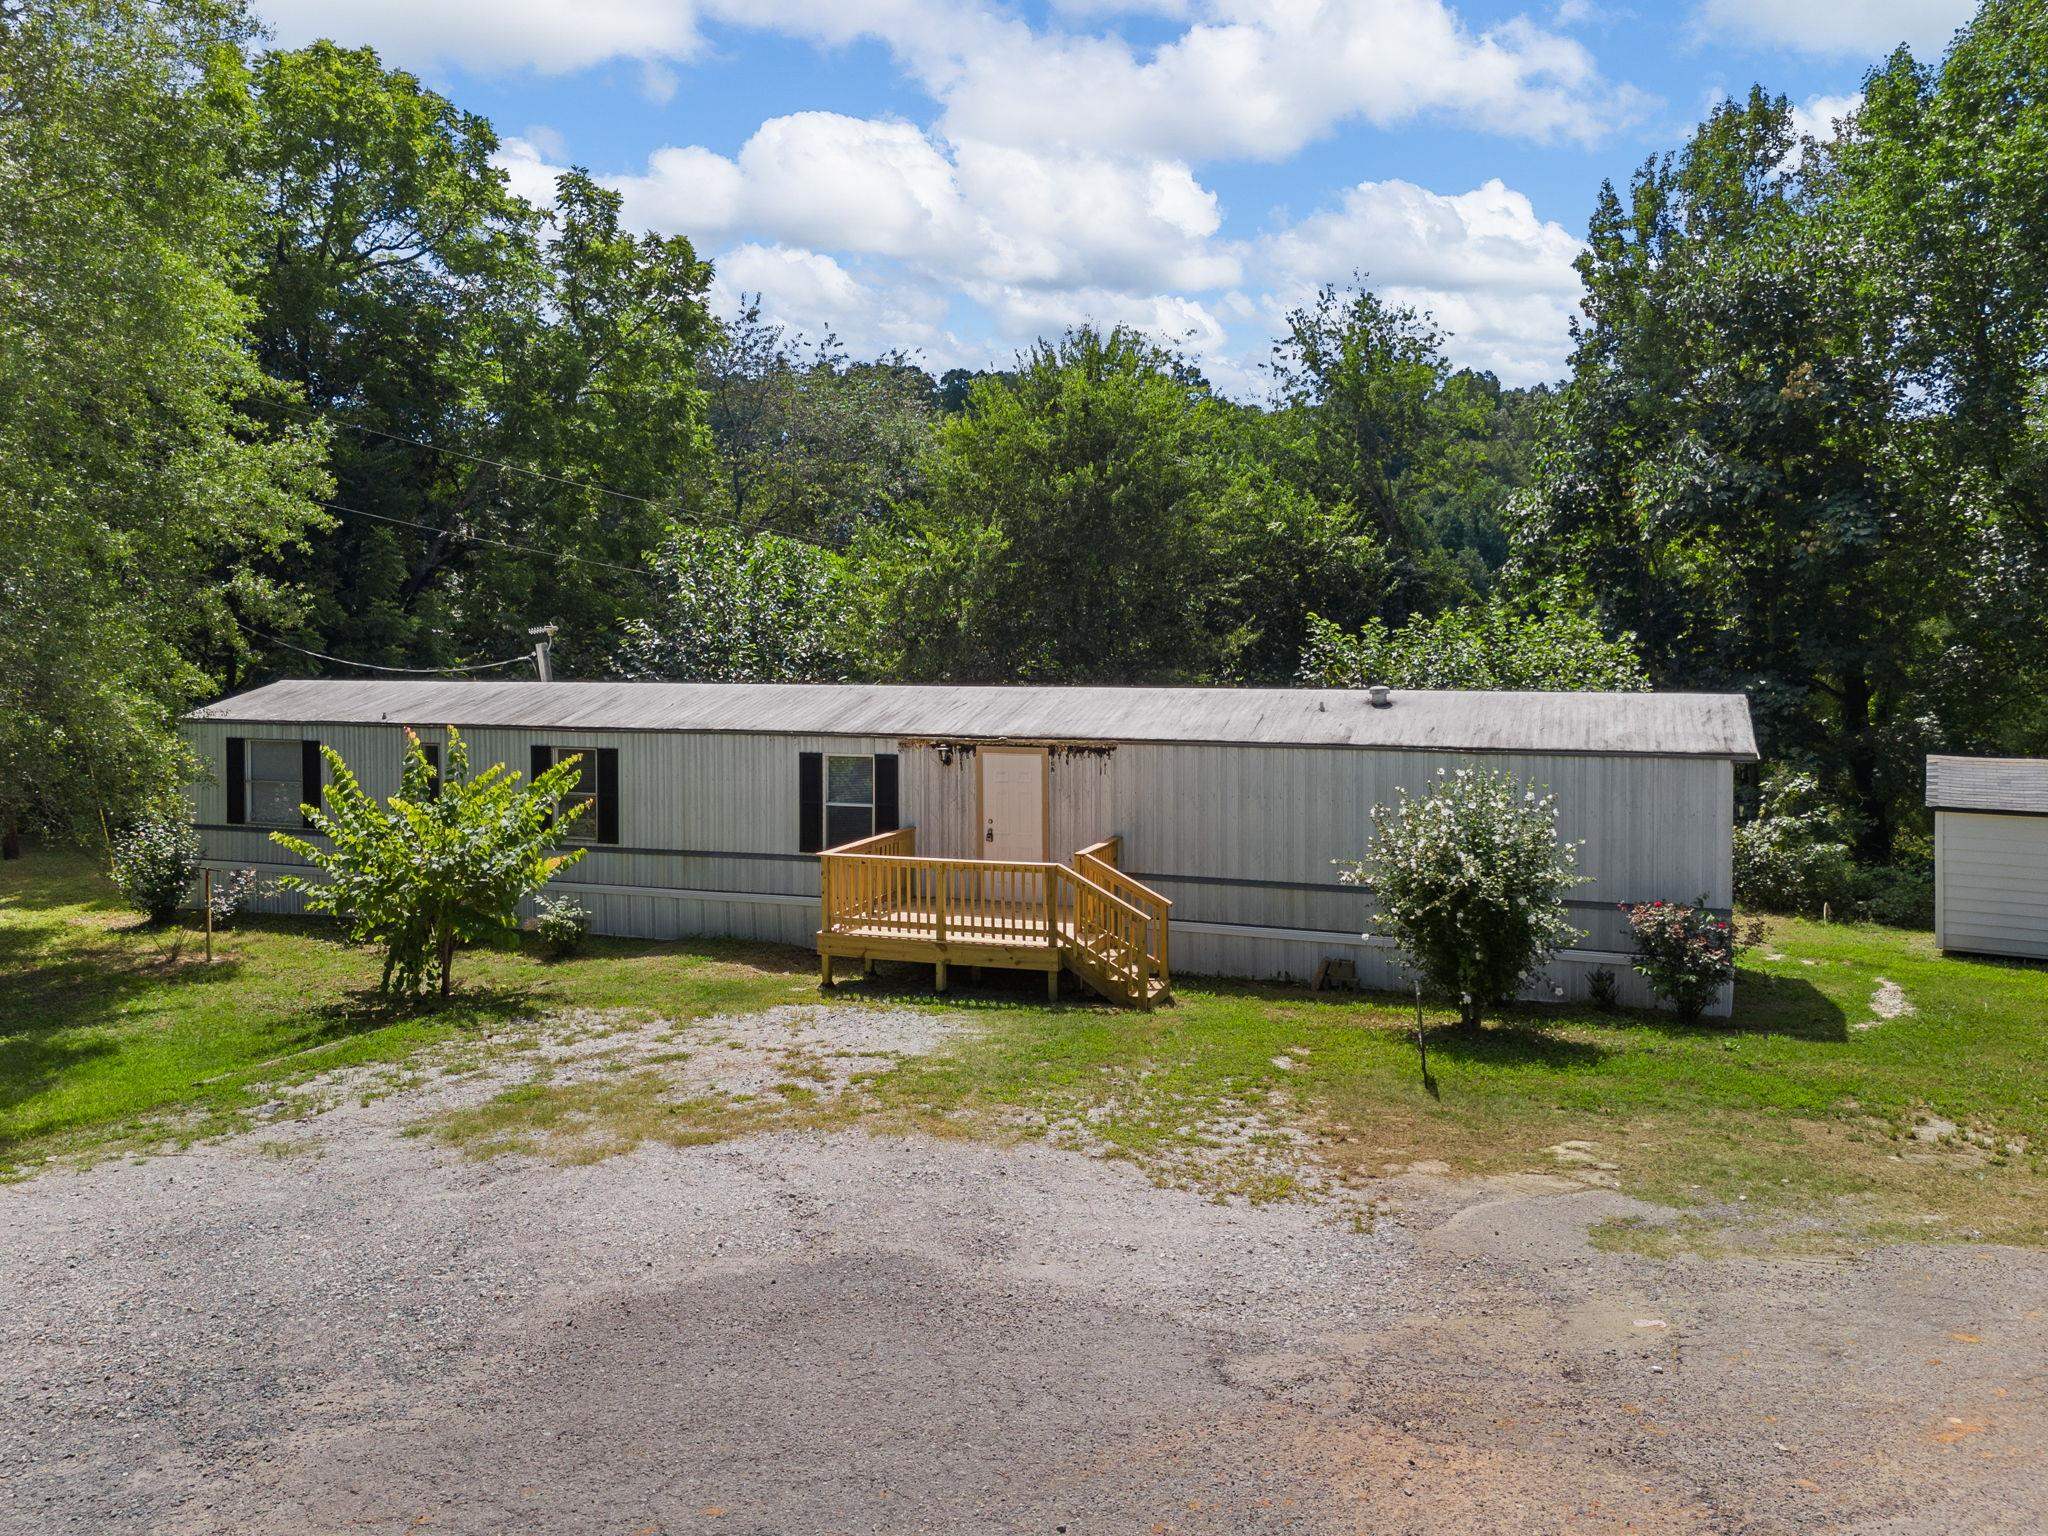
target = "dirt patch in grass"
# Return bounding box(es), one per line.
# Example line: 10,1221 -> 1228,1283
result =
411,1004 -> 970,1165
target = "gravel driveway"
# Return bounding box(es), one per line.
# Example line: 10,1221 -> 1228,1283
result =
3,1004 -> 2043,1535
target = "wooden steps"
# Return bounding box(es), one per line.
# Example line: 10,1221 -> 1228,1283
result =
816,829 -> 1171,1008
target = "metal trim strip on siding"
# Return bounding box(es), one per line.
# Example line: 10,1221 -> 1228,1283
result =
196,858 -> 818,910
205,859 -> 1642,963
204,832 -> 1718,914
1929,804 -> 2048,819
194,826 -> 814,864
1173,917 -> 1638,966
1131,869 -> 1728,916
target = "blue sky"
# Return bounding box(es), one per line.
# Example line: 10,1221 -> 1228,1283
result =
256,0 -> 1978,393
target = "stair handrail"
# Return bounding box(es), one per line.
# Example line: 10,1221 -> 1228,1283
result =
1073,837 -> 1171,990
1054,863 -> 1154,1004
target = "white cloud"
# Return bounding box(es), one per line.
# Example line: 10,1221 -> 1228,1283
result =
259,0 -> 707,73
1790,92 -> 1864,142
709,243 -> 958,361
503,112 -> 1241,297
1692,0 -> 1974,58
932,1 -> 1636,159
263,0 -> 1636,158
1257,178 -> 1585,384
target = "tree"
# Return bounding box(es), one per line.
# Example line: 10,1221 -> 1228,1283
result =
615,525 -> 858,682
854,326 -> 1385,684
1270,283 -> 1473,620
273,729 -> 587,997
238,44 -> 716,676
0,0 -> 327,853
1828,5 -> 2048,762
1344,767 -> 1584,1032
702,300 -> 935,543
1511,87 -> 1948,857
1299,583 -> 1650,691
1400,372 -> 1548,596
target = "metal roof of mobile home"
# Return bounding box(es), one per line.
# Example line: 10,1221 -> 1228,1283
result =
1926,755 -> 2048,814
185,680 -> 1759,760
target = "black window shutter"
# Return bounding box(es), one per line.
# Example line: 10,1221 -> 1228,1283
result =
530,744 -> 551,784
874,752 -> 899,832
300,740 -> 322,827
798,752 -> 823,853
224,737 -> 245,824
596,748 -> 620,844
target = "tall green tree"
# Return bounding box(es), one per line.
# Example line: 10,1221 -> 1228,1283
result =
1512,88 -> 1948,854
0,0 -> 326,852
615,526 -> 857,683
703,302 -> 936,543
239,43 -> 715,676
1830,2 -> 2048,757
852,327 -> 1384,684
1269,284 -> 1473,620
1300,583 -> 1649,692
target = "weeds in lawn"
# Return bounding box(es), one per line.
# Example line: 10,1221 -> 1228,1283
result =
7,847 -> 2048,1247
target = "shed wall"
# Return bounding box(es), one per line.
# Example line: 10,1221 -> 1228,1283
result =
1936,811 -> 2048,960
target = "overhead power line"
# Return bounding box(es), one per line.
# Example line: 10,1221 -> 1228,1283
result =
317,499 -> 657,580
234,619 -> 535,676
277,403 -> 842,554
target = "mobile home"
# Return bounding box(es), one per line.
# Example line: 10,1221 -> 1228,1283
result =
181,680 -> 1757,1013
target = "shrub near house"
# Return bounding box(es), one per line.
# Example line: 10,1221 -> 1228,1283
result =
273,729 -> 590,998
1344,766 -> 1584,1031
1624,899 -> 1736,1023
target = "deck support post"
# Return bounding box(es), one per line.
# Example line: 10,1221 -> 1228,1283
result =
934,957 -> 948,992
1047,968 -> 1059,1001
820,952 -> 835,988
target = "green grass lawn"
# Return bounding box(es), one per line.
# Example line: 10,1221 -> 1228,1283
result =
5,844 -> 2045,1247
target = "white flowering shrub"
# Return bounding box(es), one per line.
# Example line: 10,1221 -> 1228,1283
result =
1343,768 -> 1584,1030
110,811 -> 201,923
533,893 -> 592,959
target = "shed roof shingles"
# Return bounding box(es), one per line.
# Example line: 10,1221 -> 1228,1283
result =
186,680 -> 1760,760
1926,755 -> 2048,814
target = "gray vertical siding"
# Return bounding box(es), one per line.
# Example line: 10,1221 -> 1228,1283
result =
181,718 -> 1736,1011
896,739 -> 1733,1012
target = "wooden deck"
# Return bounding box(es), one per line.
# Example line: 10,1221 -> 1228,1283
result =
817,830 -> 1171,1007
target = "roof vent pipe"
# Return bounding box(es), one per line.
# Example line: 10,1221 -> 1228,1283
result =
1367,684 -> 1393,708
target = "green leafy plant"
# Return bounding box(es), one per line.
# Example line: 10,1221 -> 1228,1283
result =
109,810 -> 201,923
1732,770 -> 1857,915
1300,580 -> 1650,692
205,868 -> 262,929
272,729 -> 589,998
1623,898 -> 1735,1024
1586,965 -> 1620,1012
533,893 -> 593,959
1343,767 -> 1584,1031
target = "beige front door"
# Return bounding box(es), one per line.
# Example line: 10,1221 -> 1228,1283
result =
978,748 -> 1048,862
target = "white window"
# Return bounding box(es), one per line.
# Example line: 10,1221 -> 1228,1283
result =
247,740 -> 304,826
825,754 -> 875,848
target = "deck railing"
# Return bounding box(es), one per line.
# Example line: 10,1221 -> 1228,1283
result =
819,826 -> 1165,1005
1074,836 -> 1172,991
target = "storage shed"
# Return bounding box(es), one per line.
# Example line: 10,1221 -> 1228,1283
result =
1927,755 -> 2048,960
181,680 -> 1757,1012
